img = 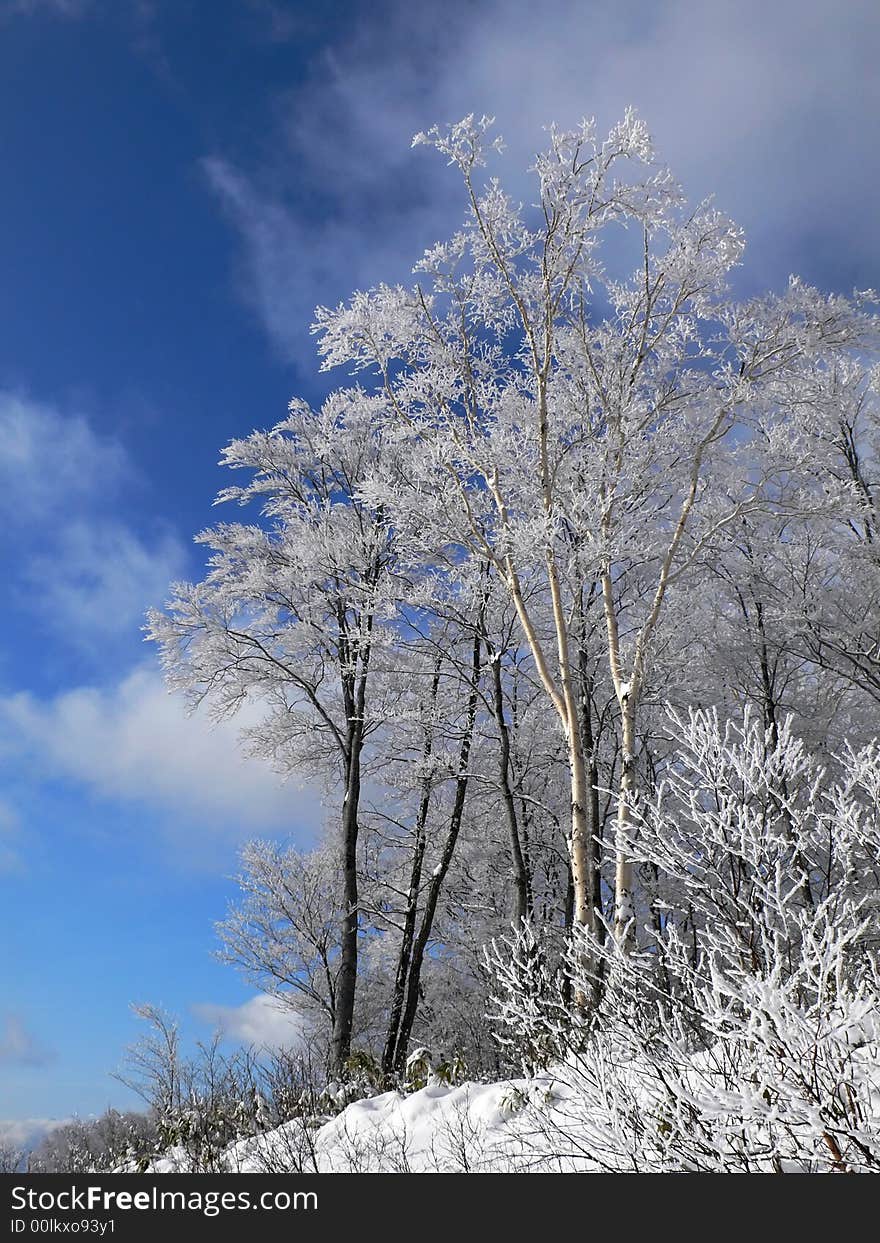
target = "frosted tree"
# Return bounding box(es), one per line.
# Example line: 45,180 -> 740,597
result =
773,358 -> 880,706
678,356 -> 880,761
216,842 -> 343,1041
145,108 -> 880,1134
148,391 -> 398,1075
313,112 -> 877,951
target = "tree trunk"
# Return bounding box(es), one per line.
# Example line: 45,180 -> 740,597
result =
330,725 -> 362,1077
389,631 -> 481,1073
577,652 -> 606,1004
380,765 -> 432,1078
382,667 -> 440,1078
613,700 -> 637,949
488,647 -> 532,924
567,731 -> 595,936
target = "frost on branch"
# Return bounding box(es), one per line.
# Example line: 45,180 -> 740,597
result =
487,710 -> 880,1172
411,113 -> 504,170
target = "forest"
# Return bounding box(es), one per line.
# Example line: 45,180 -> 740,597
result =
15,110 -> 880,1175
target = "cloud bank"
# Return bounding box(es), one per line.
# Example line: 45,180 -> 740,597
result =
205,0 -> 880,367
0,667 -> 325,843
0,392 -> 129,522
0,1117 -> 68,1153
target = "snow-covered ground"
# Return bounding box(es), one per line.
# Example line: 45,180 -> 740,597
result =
142,1024 -> 880,1174
146,1073 -> 597,1174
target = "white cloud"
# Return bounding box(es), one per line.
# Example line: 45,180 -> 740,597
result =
0,393 -> 322,849
0,667 -> 325,841
204,155 -> 453,372
192,994 -> 308,1051
207,0 -> 880,364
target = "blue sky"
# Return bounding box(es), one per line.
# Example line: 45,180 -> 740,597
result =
1,0 -> 878,1140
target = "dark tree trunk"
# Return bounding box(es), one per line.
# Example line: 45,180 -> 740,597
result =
737,568 -> 815,916
329,584 -> 377,1079
577,655 -> 604,944
389,630 -> 482,1074
330,721 -> 362,1077
487,644 -> 532,925
576,608 -> 607,1004
382,664 -> 441,1079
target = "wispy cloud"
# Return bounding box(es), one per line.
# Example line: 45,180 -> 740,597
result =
205,0 -> 880,365
0,1117 -> 68,1152
0,392 -> 188,652
203,152 -> 454,373
0,393 -> 129,523
0,0 -> 91,19
0,1014 -> 53,1068
24,520 -> 187,650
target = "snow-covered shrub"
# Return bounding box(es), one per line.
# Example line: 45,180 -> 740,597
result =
488,709 -> 880,1171
28,1111 -> 159,1174
486,920 -> 586,1076
0,1143 -> 24,1175
115,1005 -> 274,1172
403,1046 -> 468,1091
315,1049 -> 386,1114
